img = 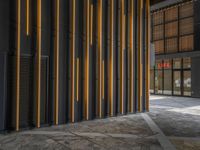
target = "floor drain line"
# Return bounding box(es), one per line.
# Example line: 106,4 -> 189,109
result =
141,113 -> 177,150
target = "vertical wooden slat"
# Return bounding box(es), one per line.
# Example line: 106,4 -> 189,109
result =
120,0 -> 125,114
85,0 -> 90,120
98,0 -> 102,118
90,4 -> 93,45
76,58 -> 79,101
102,61 -> 104,99
138,0 -> 143,112
130,0 -> 134,113
71,0 -> 76,123
16,0 -> 21,131
26,0 -> 30,36
54,0 -> 59,125
146,0 -> 150,111
110,0 -> 114,116
36,0 -> 42,128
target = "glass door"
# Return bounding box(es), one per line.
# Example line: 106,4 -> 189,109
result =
173,71 -> 181,95
183,70 -> 191,96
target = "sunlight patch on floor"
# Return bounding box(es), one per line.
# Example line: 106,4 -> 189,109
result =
168,106 -> 200,116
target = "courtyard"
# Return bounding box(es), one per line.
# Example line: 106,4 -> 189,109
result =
0,96 -> 200,150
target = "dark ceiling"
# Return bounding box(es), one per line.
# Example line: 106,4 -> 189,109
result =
150,0 -> 164,5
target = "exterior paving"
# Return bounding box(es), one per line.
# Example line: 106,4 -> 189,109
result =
0,95 -> 200,150
148,96 -> 200,150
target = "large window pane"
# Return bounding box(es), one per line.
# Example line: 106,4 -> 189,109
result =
179,35 -> 193,52
184,71 -> 191,96
165,21 -> 178,38
173,58 -> 181,69
150,69 -> 155,93
154,40 -> 164,54
183,57 -> 191,69
155,70 -> 163,94
165,38 -> 178,53
173,71 -> 181,95
164,70 -> 172,95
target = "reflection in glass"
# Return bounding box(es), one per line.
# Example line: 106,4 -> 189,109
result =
173,58 -> 181,69
155,70 -> 163,94
183,57 -> 191,69
173,71 -> 181,95
184,71 -> 191,96
150,69 -> 154,93
164,69 -> 172,95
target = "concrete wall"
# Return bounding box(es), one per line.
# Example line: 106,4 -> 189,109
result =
191,57 -> 200,98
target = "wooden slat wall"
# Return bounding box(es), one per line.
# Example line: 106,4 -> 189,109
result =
152,1 -> 194,55
1,0 -> 150,131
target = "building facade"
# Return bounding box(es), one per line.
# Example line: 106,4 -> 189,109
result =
0,0 -> 150,132
150,0 -> 200,98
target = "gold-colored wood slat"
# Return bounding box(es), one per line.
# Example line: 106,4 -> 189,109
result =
54,0 -> 59,125
110,0 -> 114,116
146,0 -> 150,111
71,0 -> 76,123
16,0 -> 21,131
26,0 -> 30,36
130,0 -> 134,113
84,0 -> 90,120
102,61 -> 104,99
36,0 -> 42,128
90,4 -> 93,45
138,0 -> 143,112
120,0 -> 125,114
98,0 -> 102,118
76,58 -> 79,101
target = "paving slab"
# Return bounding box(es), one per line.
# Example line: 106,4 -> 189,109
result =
0,95 -> 200,150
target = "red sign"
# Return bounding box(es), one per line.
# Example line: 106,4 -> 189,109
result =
157,62 -> 171,69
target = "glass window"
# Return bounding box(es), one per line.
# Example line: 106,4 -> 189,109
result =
165,21 -> 178,38
165,7 -> 178,22
164,69 -> 172,95
153,11 -> 164,25
173,58 -> 181,69
155,70 -> 163,94
179,35 -> 193,52
179,18 -> 193,35
165,38 -> 178,53
153,25 -> 163,40
163,59 -> 172,69
183,57 -> 191,69
150,69 -> 155,94
154,40 -> 164,54
155,60 -> 163,70
173,71 -> 181,95
183,71 -> 191,96
163,59 -> 172,95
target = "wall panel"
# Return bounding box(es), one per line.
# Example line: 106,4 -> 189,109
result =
0,0 -> 150,131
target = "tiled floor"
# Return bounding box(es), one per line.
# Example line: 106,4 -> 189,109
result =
0,95 -> 200,150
